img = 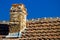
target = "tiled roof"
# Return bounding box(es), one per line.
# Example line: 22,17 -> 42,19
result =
1,18 -> 60,40
19,18 -> 60,40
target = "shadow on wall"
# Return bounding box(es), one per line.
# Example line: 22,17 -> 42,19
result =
0,24 -> 22,37
0,24 -> 9,35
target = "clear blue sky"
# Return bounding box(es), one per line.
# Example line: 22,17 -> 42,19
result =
0,0 -> 60,21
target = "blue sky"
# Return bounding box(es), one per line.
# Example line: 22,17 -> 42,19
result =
0,0 -> 60,21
